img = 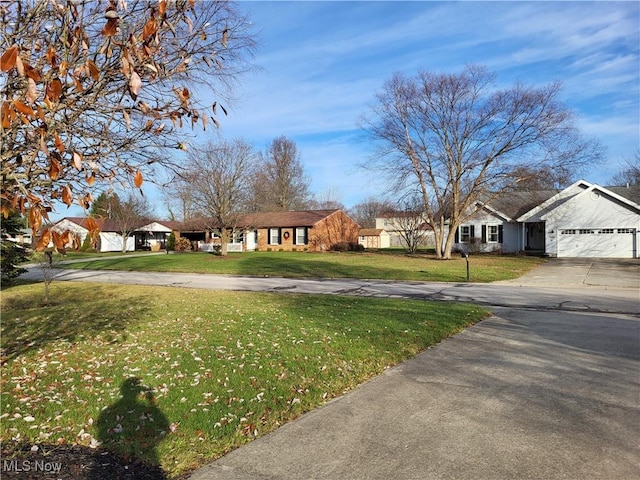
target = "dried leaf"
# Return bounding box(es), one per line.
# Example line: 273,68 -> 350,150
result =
13,100 -> 35,116
128,71 -> 142,100
212,116 -> 220,129
122,108 -> 130,130
24,64 -> 42,82
221,28 -> 228,48
54,132 -> 65,153
134,170 -> 143,188
87,60 -> 100,81
36,228 -> 51,252
46,78 -> 63,102
26,78 -> 38,103
29,208 -> 43,235
86,171 -> 96,186
48,154 -> 62,180
102,18 -> 118,36
73,151 -> 82,170
61,185 -> 73,206
15,54 -> 24,76
0,45 -> 18,72
46,46 -> 57,67
52,230 -> 65,249
158,0 -> 167,16
142,15 -> 158,40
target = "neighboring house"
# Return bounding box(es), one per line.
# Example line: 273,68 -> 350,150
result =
449,180 -> 640,258
175,209 -> 360,253
375,212 -> 435,248
52,217 -> 174,252
3,228 -> 32,245
358,228 -> 391,249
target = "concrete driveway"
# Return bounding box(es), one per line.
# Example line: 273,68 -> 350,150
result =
496,258 -> 640,289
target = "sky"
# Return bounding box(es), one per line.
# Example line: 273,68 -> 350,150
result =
58,0 -> 640,219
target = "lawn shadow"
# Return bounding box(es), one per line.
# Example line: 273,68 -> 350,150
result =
1,285 -> 152,363
93,377 -> 169,473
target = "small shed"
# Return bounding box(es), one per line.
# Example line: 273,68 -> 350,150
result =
358,228 -> 390,249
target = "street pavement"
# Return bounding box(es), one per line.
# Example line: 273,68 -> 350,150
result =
19,259 -> 640,479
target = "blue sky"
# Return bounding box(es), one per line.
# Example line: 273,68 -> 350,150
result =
216,0 -> 639,208
59,1 -> 640,219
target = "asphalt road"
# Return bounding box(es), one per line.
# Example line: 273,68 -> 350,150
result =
19,259 -> 640,479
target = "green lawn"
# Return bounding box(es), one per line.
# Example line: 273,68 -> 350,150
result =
1,282 -> 489,477
59,250 -> 544,283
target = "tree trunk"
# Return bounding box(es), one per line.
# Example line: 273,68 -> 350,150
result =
220,228 -> 229,256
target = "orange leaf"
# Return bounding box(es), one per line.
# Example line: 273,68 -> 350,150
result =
87,60 -> 100,81
61,185 -> 73,206
0,45 -> 18,72
52,230 -> 65,249
36,228 -> 51,252
24,63 -> 42,82
29,207 -> 43,234
46,46 -> 57,67
134,170 -> 143,188
159,0 -> 167,17
54,132 -> 65,152
49,154 -> 62,180
13,100 -> 35,116
102,18 -> 118,36
46,78 -> 63,102
86,171 -> 96,186
85,217 -> 100,233
142,15 -> 157,40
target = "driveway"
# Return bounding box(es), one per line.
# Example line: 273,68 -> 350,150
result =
495,257 -> 640,289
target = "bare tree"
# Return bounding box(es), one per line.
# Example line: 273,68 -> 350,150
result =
250,136 -> 310,211
308,187 -> 345,210
183,139 -> 255,255
1,0 -> 256,244
609,150 -> 640,186
390,199 -> 432,254
348,197 -> 396,228
111,192 -> 152,252
361,65 -> 602,259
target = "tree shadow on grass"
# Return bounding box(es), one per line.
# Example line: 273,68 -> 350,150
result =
0,284 -> 152,363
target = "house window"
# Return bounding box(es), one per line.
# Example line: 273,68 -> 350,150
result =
599,229 -> 614,234
560,229 -> 576,235
617,228 -> 634,234
269,228 -> 280,245
295,227 -> 307,245
487,225 -> 499,243
579,229 -> 595,234
459,225 -> 471,243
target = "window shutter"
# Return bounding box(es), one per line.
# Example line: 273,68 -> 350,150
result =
481,225 -> 487,243
454,227 -> 459,243
304,227 -> 308,245
498,225 -> 504,244
278,228 -> 282,244
470,225 -> 475,239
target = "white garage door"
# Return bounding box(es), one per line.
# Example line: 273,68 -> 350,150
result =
558,228 -> 637,258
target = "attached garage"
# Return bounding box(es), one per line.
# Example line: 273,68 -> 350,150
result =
517,181 -> 640,259
557,228 -> 637,258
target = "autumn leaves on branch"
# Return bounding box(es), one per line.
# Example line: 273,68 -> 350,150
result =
0,0 -> 255,252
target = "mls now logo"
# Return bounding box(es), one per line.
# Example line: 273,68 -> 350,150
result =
2,459 -> 63,474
